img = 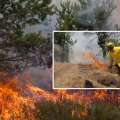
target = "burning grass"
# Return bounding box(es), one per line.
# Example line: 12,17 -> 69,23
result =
35,90 -> 120,120
35,100 -> 120,120
0,81 -> 35,119
0,71 -> 120,119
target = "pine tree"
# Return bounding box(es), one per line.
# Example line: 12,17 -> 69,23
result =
54,32 -> 74,62
56,0 -> 116,30
0,0 -> 53,71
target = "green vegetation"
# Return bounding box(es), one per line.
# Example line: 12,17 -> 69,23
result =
35,99 -> 87,120
0,0 -> 53,71
54,32 -> 74,62
89,103 -> 120,120
56,0 -> 116,30
35,98 -> 120,120
97,32 -> 120,57
97,32 -> 109,57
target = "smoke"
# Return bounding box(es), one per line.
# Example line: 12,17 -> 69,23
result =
111,0 -> 120,26
29,67 -> 52,91
53,0 -> 120,29
25,0 -> 120,33
69,32 -> 104,64
15,67 -> 52,91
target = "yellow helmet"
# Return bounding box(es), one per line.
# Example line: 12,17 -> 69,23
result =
106,42 -> 114,49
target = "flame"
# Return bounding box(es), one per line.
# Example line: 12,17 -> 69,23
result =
94,90 -> 108,99
0,80 -> 35,119
0,71 -> 119,119
27,84 -> 57,102
84,52 -> 107,70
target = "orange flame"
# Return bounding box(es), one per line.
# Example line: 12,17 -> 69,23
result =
84,52 -> 107,70
0,71 -> 119,119
0,81 -> 35,119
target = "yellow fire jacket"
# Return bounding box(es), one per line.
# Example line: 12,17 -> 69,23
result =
108,47 -> 120,67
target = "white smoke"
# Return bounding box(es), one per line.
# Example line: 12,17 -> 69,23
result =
69,32 -> 104,64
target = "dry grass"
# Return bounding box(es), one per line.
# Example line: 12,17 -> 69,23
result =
54,62 -> 120,88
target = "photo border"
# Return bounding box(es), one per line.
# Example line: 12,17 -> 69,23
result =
52,30 -> 120,90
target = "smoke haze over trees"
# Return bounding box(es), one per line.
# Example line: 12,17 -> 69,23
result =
55,0 -> 117,30
0,0 -> 53,72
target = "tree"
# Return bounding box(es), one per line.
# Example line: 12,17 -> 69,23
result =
0,0 -> 53,72
97,32 -> 109,57
97,32 -> 120,57
56,0 -> 116,30
93,0 -> 115,30
54,32 -> 74,62
55,0 -> 92,30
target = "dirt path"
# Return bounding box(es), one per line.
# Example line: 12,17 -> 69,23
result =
54,62 -> 120,88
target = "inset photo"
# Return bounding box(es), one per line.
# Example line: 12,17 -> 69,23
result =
53,31 -> 120,89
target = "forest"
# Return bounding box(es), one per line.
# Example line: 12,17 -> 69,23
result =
0,0 -> 120,119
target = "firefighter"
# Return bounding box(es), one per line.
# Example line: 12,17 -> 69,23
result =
106,42 -> 120,73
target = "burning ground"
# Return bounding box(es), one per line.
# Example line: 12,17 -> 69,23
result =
0,68 -> 54,119
54,53 -> 120,88
0,71 -> 120,119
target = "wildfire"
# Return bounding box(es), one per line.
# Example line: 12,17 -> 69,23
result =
94,90 -> 108,99
0,81 -> 35,120
0,71 -> 119,119
27,84 -> 57,102
84,52 -> 107,70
